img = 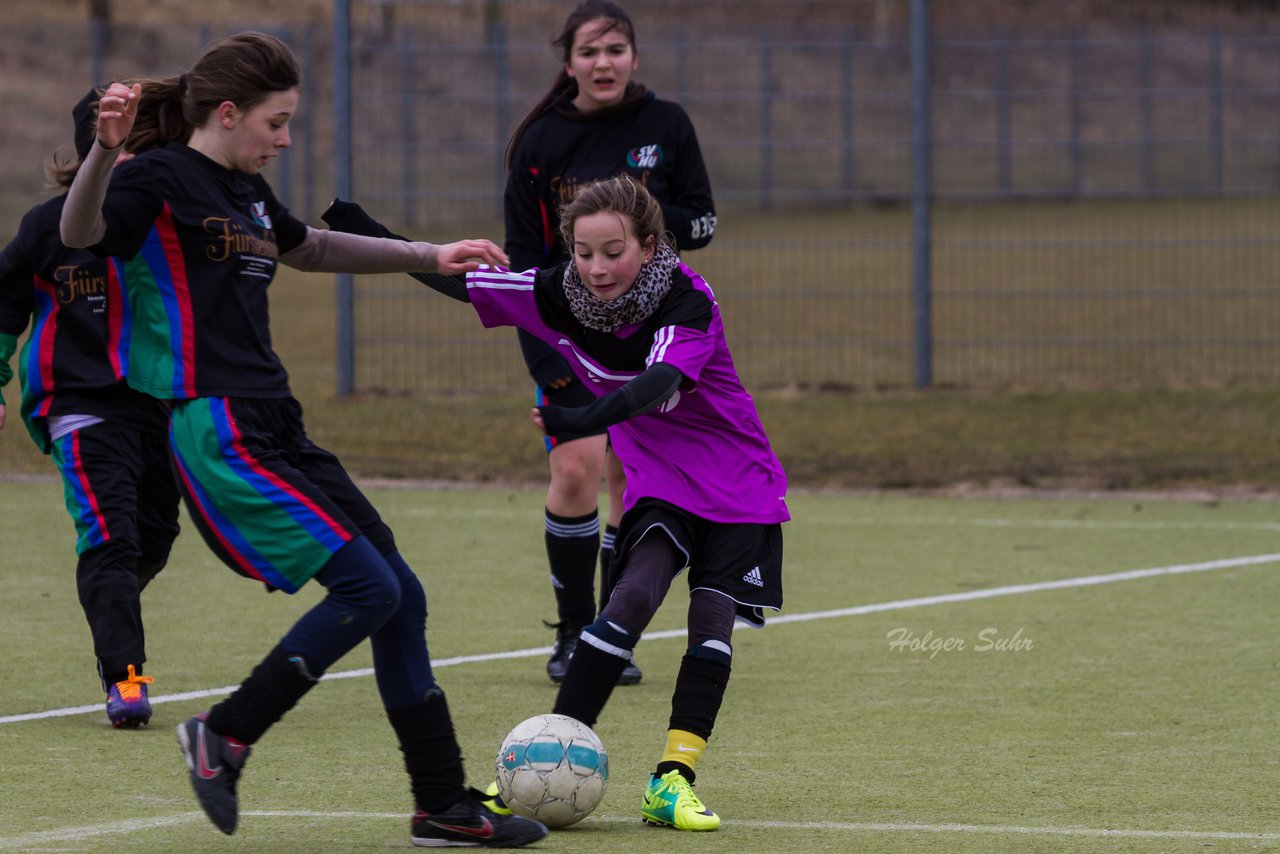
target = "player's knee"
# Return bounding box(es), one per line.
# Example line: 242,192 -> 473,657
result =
76,538 -> 142,580
324,548 -> 403,628
136,542 -> 174,589
548,445 -> 604,497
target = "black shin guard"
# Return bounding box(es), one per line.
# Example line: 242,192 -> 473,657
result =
669,655 -> 732,741
387,688 -> 466,813
552,632 -> 632,727
206,645 -> 320,745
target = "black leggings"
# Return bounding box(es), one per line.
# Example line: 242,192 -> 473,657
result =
599,532 -> 737,650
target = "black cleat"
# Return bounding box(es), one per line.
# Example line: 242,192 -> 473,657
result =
618,659 -> 643,686
545,622 -> 581,684
176,713 -> 251,834
411,788 -> 548,848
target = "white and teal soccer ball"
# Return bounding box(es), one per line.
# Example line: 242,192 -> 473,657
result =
494,713 -> 608,828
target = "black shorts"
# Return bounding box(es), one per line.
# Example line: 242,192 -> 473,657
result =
616,498 -> 784,628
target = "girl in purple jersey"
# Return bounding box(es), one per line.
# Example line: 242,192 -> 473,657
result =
60,33 -> 545,848
324,175 -> 785,832
504,1 -> 717,686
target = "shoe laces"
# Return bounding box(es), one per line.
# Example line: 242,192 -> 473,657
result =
114,664 -> 154,702
543,620 -> 582,651
659,770 -> 705,810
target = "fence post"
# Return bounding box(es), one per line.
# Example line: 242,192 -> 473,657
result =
1069,27 -> 1083,194
334,0 -> 355,398
997,27 -> 1012,196
400,28 -> 416,226
89,15 -> 108,90
1210,27 -> 1224,192
760,25 -> 774,212
910,0 -> 933,388
301,24 -> 316,221
675,29 -> 688,103
490,19 -> 509,207
276,26 -> 295,211
1141,26 -> 1155,191
841,24 -> 856,202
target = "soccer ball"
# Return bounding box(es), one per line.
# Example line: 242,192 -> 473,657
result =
494,713 -> 608,828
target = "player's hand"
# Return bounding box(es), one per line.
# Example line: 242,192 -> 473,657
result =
530,406 -> 548,434
434,239 -> 508,274
0,402 -> 7,431
97,82 -> 141,150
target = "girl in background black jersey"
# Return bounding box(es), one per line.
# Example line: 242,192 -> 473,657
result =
60,33 -> 544,848
505,0 -> 716,687
0,89 -> 180,731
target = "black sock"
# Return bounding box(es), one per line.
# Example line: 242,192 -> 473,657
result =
655,760 -> 696,783
545,509 -> 599,629
387,689 -> 466,813
552,620 -> 637,727
668,654 -> 731,742
598,524 -> 619,612
206,645 -> 319,745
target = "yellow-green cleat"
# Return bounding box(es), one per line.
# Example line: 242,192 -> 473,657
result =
641,769 -> 720,831
481,780 -> 513,816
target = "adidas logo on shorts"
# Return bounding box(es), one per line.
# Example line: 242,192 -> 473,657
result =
742,566 -> 764,587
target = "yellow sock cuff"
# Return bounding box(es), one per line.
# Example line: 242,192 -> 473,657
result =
660,729 -> 708,772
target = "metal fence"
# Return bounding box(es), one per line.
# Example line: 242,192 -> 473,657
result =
4,2 -> 1278,394
335,0 -> 1280,394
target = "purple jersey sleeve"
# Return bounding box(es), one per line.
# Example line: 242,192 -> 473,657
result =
466,266 -> 553,334
644,322 -> 714,385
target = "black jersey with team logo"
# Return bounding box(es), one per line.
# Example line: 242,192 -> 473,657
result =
503,88 -> 716,274
90,142 -> 308,400
0,195 -> 166,452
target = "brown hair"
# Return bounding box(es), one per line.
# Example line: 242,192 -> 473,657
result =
505,1 -> 639,169
559,174 -> 670,251
127,32 -> 302,152
46,146 -> 87,189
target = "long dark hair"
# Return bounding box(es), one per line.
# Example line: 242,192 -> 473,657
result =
127,32 -> 301,153
504,1 -> 638,169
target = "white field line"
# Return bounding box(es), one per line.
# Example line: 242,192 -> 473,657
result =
393,504 -> 1280,533
4,550 -> 1277,726
0,810 -> 1276,849
2,553 -> 1277,849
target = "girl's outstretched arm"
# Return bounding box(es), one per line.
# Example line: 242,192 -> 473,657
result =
532,363 -> 684,436
319,198 -> 473,301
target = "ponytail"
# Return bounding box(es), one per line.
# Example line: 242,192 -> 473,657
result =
505,71 -> 576,170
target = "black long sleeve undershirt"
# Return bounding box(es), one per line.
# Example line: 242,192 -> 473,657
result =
321,199 -> 469,302
538,363 -> 684,436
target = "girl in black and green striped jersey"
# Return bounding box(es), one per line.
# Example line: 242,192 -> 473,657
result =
60,32 -> 544,849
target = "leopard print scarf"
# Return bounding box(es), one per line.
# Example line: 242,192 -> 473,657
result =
563,241 -> 680,333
